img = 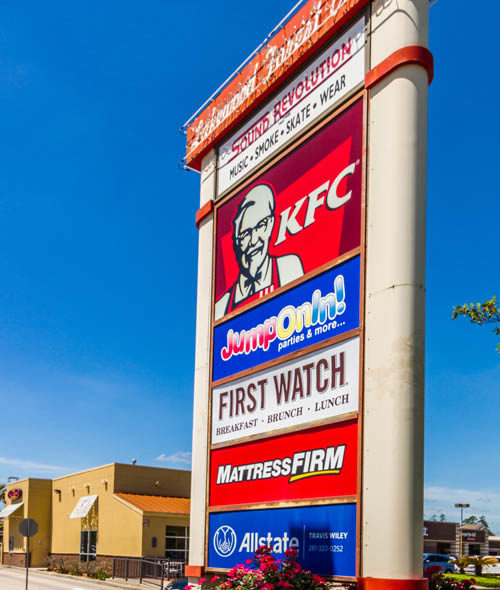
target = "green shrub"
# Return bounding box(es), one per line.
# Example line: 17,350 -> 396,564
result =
92,571 -> 109,580
85,560 -> 111,579
66,559 -> 83,576
444,574 -> 500,588
45,556 -> 108,577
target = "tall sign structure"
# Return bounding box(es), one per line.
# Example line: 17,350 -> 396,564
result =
183,1 -> 432,588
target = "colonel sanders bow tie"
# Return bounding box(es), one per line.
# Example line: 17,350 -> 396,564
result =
244,271 -> 262,295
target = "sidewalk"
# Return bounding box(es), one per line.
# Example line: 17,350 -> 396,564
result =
0,565 -> 170,590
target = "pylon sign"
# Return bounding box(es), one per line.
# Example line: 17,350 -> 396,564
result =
185,0 -> 431,585
189,2 -> 368,580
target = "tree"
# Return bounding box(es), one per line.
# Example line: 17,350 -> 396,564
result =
430,513 -> 446,522
452,296 -> 500,353
462,515 -> 490,529
451,556 -> 499,576
450,556 -> 469,575
466,556 -> 498,576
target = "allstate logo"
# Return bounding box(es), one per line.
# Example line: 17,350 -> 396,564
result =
213,525 -> 237,557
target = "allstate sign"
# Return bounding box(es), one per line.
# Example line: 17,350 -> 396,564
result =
208,503 -> 356,576
213,525 -> 238,557
213,256 -> 360,381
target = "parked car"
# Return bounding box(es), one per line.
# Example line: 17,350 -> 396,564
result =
423,553 -> 458,574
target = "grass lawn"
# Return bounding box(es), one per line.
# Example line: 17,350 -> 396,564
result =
444,574 -> 500,588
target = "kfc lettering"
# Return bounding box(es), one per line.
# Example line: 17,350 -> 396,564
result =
275,162 -> 356,246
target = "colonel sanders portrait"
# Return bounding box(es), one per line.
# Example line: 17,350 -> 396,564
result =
214,183 -> 304,320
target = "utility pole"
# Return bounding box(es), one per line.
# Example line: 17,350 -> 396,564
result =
455,503 -> 470,557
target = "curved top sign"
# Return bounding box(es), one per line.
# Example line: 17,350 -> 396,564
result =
184,0 -> 368,169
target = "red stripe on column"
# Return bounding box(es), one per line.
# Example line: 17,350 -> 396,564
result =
358,577 -> 429,590
195,200 -> 214,229
365,46 -> 434,89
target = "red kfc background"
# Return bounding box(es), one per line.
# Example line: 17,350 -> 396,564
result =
209,420 -> 358,507
214,99 -> 363,316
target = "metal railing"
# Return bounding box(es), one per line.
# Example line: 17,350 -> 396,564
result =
112,557 -> 186,587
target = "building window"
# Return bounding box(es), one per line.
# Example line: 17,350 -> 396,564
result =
165,525 -> 189,561
9,536 -> 14,552
80,530 -> 97,562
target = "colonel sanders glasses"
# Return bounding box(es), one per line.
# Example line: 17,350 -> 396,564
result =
235,215 -> 273,250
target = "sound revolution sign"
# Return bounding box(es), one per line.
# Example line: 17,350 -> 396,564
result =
217,17 -> 365,196
185,0 -> 431,585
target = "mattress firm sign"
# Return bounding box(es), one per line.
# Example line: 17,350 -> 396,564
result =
212,337 -> 359,445
217,17 -> 365,196
208,503 -> 356,576
210,420 -> 358,506
213,255 -> 360,381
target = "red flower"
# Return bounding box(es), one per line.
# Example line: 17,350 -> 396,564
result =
211,576 -> 220,583
423,565 -> 442,578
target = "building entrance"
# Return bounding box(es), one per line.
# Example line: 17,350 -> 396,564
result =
437,543 -> 451,555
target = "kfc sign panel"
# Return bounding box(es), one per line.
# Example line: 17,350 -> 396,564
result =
213,255 -> 360,382
210,420 -> 357,507
214,99 -> 363,321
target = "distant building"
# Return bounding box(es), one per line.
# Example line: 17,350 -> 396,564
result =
489,536 -> 500,556
424,520 -> 497,556
0,463 -> 190,567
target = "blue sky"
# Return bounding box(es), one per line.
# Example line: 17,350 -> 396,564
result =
0,1 -> 498,531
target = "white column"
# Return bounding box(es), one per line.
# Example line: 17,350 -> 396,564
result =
188,150 -> 216,579
362,0 -> 429,580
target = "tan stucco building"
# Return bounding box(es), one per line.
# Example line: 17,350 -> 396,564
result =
1,463 -> 190,567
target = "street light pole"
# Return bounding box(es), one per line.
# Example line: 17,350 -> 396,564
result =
455,503 -> 470,557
